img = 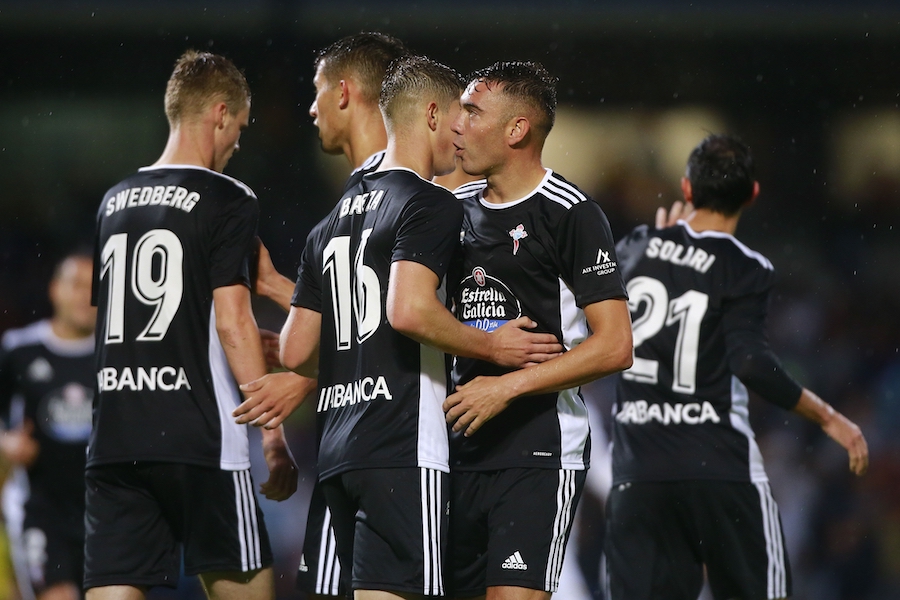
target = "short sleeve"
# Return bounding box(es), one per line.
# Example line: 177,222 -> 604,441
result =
291,223 -> 325,313
392,187 -> 463,281
208,196 -> 259,290
558,201 -> 628,307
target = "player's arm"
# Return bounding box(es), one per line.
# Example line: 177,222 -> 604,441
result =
253,237 -> 295,313
213,284 -> 298,501
279,305 -> 322,379
724,293 -> 868,476
444,298 -> 633,436
387,260 -> 563,368
0,347 -> 39,474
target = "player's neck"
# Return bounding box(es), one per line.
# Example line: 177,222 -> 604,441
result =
482,155 -> 546,205
685,208 -> 740,235
380,134 -> 435,181
345,111 -> 388,170
153,125 -> 216,171
50,317 -> 92,341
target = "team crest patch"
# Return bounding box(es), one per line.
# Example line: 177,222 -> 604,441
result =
508,224 -> 528,255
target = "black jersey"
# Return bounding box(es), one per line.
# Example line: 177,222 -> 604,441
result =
612,221 -> 802,484
343,151 -> 385,193
0,321 -> 93,507
292,168 -> 463,480
450,170 -> 627,471
90,165 -> 259,471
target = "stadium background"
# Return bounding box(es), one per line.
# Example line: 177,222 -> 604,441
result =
1,1 -> 898,598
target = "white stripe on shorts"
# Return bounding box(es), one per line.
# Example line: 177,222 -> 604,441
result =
754,482 -> 787,599
315,508 -> 341,595
545,469 -> 578,591
233,471 -> 263,571
420,468 -> 444,596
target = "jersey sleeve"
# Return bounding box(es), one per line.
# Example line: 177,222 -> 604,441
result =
558,201 -> 628,307
291,219 -> 326,312
392,188 -> 463,281
722,289 -> 803,410
208,196 -> 259,290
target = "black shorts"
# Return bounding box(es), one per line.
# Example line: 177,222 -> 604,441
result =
83,463 -> 273,590
296,481 -> 344,596
21,493 -> 84,591
449,468 -> 586,597
605,480 -> 791,600
322,467 -> 448,597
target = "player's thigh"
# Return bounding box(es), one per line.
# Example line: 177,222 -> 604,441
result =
447,469 -> 492,597
693,481 -> 792,600
297,481 -> 344,597
483,468 -> 585,595
331,467 -> 447,597
83,465 -> 180,590
198,566 -> 274,600
21,499 -> 83,593
170,466 -> 273,577
604,481 -> 704,600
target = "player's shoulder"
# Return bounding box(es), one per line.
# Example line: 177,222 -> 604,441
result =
343,151 -> 387,193
450,179 -> 487,201
680,224 -> 774,272
144,164 -> 257,198
533,170 -> 593,211
1,320 -> 50,352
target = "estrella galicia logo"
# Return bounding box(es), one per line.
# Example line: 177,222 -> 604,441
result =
457,267 -> 521,332
508,224 -> 528,255
38,382 -> 92,443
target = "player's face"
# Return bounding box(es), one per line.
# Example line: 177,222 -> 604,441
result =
433,99 -> 463,178
451,79 -> 509,177
214,102 -> 250,173
49,257 -> 96,337
309,63 -> 345,155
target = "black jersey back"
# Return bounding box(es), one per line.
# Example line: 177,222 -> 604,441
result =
90,165 -> 259,470
292,168 -> 463,480
612,221 -> 781,484
450,170 -> 627,471
0,321 -> 93,508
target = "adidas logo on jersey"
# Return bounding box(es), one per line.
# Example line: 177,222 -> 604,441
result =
501,551 -> 528,571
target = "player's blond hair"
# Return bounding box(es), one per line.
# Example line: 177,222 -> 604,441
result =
379,55 -> 462,133
164,50 -> 250,125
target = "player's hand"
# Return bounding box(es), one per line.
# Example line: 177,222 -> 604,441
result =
655,200 -> 693,229
234,372 -> 316,429
0,420 -> 39,468
489,317 -> 563,368
823,412 -> 869,476
259,426 -> 298,501
260,328 -> 282,371
443,376 -> 513,437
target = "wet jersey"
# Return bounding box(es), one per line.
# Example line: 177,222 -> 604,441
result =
612,221 -> 802,484
450,169 -> 627,471
90,165 -> 259,471
292,168 -> 463,480
0,321 -> 93,507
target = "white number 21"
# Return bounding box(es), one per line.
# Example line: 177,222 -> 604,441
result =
622,276 -> 708,394
100,229 -> 184,344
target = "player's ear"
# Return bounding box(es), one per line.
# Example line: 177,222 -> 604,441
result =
508,116 -> 530,146
213,102 -> 229,129
338,80 -> 350,110
746,180 -> 760,207
426,101 -> 439,132
680,177 -> 693,203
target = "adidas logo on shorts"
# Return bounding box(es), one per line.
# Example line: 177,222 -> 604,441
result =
501,551 -> 528,571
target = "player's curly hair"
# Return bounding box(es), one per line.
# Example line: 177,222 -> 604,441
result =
467,61 -> 558,140
164,50 -> 250,125
379,55 -> 463,132
316,32 -> 410,106
686,134 -> 756,216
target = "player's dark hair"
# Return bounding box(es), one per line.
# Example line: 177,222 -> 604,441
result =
315,32 -> 410,106
379,55 -> 463,130
164,50 -> 250,125
686,134 -> 756,216
468,61 -> 558,139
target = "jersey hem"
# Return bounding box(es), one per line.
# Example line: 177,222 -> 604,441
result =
85,456 -> 251,471
451,460 -> 587,472
318,460 -> 450,480
611,473 -> 769,485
